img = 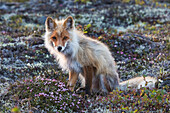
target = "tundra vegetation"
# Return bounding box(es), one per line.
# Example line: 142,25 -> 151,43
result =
0,0 -> 169,112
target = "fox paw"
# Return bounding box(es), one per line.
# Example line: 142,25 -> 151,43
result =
76,87 -> 85,93
67,82 -> 75,91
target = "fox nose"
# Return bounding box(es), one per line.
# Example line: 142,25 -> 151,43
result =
57,46 -> 62,52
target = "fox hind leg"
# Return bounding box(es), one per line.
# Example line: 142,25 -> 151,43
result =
105,74 -> 119,92
99,74 -> 109,94
92,74 -> 119,94
92,75 -> 100,94
91,74 -> 111,94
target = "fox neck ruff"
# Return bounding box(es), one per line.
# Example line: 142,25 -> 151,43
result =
45,29 -> 82,73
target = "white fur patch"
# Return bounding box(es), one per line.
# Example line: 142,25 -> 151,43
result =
52,42 -> 55,47
53,41 -> 68,52
62,41 -> 68,51
54,46 -> 58,51
79,74 -> 85,87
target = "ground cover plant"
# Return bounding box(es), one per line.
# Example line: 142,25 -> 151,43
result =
0,0 -> 169,112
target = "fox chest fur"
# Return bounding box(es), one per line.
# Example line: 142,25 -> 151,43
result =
57,48 -> 83,74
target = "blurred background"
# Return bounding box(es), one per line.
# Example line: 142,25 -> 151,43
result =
1,0 -> 169,33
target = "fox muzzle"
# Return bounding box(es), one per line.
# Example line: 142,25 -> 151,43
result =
57,46 -> 62,52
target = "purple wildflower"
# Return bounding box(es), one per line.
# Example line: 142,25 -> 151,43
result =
41,78 -> 44,81
62,88 -> 68,91
72,102 -> 74,106
45,78 -> 52,81
72,93 -> 77,96
48,82 -> 51,84
52,79 -> 56,82
30,89 -> 33,92
57,89 -> 61,92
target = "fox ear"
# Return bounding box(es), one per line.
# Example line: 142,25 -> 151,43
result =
45,17 -> 56,31
63,16 -> 74,30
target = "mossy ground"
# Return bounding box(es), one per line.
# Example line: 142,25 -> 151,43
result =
0,0 -> 169,112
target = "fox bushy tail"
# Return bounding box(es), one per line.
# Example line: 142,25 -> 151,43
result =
119,76 -> 157,90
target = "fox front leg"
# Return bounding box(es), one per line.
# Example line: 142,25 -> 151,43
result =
67,70 -> 78,91
83,66 -> 94,95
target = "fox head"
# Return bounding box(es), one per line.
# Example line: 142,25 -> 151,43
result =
45,16 -> 74,52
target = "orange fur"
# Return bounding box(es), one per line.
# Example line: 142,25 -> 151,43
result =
50,30 -> 70,47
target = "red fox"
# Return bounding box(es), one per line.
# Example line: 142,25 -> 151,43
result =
44,16 -> 157,94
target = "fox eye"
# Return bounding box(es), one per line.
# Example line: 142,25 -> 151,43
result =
52,36 -> 56,40
63,36 -> 67,40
